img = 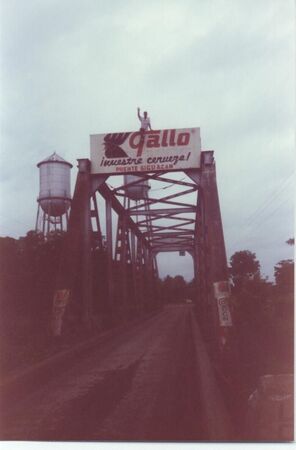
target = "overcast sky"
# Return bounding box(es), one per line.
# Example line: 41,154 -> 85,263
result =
0,0 -> 294,281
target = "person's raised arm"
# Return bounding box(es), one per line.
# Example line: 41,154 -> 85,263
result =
137,107 -> 142,121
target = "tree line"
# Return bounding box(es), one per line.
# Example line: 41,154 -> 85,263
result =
0,230 -> 293,319
0,230 -> 293,379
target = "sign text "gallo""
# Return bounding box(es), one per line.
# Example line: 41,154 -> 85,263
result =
129,129 -> 190,157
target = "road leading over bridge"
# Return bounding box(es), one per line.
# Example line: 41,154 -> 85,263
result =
0,305 -> 233,441
52,140 -> 234,359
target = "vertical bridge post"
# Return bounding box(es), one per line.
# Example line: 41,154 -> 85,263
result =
52,159 -> 93,334
79,159 -> 93,329
199,151 -> 234,358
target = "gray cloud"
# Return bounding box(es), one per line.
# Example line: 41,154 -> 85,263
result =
0,0 -> 294,280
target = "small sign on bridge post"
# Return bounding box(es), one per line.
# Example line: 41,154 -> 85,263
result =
213,281 -> 233,327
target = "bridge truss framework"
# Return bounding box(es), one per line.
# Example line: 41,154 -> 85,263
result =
53,150 -> 232,353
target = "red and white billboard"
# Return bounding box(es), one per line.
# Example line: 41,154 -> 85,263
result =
90,127 -> 201,174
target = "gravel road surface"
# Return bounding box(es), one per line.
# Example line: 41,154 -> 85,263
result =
1,305 -> 206,441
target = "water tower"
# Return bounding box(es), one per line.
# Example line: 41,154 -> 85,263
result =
123,175 -> 150,200
35,152 -> 72,234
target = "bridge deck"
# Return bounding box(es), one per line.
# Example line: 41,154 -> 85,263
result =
0,305 -> 232,441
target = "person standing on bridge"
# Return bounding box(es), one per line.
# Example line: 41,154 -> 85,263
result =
137,107 -> 152,133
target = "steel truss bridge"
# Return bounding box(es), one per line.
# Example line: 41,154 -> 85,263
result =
54,150 -> 232,352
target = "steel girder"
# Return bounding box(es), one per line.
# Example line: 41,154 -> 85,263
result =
52,152 -> 233,359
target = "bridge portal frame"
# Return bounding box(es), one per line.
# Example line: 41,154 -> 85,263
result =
52,151 -> 232,355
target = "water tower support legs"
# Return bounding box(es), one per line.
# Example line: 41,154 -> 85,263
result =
35,204 -> 40,231
47,202 -> 51,234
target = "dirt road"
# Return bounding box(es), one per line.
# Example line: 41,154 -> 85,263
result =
1,305 -> 207,441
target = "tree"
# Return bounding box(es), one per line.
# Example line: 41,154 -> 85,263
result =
173,275 -> 187,301
229,250 -> 260,291
274,259 -> 294,294
0,237 -> 21,307
0,230 -> 66,318
160,275 -> 189,303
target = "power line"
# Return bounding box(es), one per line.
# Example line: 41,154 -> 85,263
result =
231,193 -> 293,249
245,171 -> 295,225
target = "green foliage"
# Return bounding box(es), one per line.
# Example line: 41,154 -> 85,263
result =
160,275 -> 192,303
229,250 -> 274,334
229,250 -> 260,291
274,259 -> 294,294
231,277 -> 272,324
229,248 -> 293,329
0,230 -> 66,319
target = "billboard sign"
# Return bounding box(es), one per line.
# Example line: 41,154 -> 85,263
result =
90,127 -> 201,174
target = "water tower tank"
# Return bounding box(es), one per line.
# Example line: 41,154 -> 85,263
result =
37,152 -> 72,217
124,175 -> 150,200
